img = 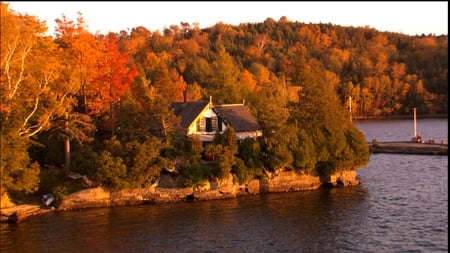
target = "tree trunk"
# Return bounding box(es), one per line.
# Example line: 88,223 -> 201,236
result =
64,112 -> 70,177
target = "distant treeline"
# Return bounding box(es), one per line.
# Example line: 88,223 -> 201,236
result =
129,17 -> 447,117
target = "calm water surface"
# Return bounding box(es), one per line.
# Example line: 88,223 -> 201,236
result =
1,119 -> 448,253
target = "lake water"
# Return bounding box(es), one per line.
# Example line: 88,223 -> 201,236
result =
1,118 -> 448,253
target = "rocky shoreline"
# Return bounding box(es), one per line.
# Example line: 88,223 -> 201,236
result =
1,170 -> 359,223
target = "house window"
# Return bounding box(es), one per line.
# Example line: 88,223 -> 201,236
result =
205,117 -> 213,132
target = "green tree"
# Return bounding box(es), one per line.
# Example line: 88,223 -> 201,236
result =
237,138 -> 263,169
183,136 -> 204,166
291,50 -> 369,177
0,133 -> 40,193
115,91 -> 153,143
208,46 -> 242,104
292,129 -> 316,174
93,150 -> 127,190
126,137 -> 166,188
208,126 -> 238,179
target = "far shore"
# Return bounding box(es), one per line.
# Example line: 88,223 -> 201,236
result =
353,114 -> 448,120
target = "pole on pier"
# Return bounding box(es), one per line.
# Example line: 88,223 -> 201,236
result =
413,107 -> 417,138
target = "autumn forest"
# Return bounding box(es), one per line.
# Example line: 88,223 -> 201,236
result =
1,3 -> 447,197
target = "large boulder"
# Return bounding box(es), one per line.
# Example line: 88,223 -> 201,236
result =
330,170 -> 360,187
262,170 -> 322,192
57,187 -> 111,210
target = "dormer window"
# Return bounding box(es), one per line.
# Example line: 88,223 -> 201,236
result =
198,116 -> 217,132
205,117 -> 213,132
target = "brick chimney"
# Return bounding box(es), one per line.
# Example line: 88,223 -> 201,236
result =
183,89 -> 190,102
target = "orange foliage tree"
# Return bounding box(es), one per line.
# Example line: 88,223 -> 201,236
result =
93,32 -> 139,134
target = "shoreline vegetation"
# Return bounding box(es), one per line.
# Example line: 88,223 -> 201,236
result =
3,139 -> 447,224
2,140 -> 447,224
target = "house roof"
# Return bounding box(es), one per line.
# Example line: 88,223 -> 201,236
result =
170,101 -> 210,128
214,104 -> 260,132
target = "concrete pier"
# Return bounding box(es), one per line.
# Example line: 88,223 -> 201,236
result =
369,141 -> 448,155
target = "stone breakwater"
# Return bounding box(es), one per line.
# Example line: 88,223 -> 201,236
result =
1,170 -> 359,222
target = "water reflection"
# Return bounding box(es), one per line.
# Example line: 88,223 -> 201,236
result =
1,187 -> 370,253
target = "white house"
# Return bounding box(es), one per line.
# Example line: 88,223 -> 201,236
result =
170,97 -> 262,144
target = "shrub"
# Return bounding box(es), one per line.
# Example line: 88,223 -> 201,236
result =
93,151 -> 128,190
232,158 -> 262,185
182,163 -> 211,187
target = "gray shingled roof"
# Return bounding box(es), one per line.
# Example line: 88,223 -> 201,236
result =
214,104 -> 260,132
170,101 -> 209,128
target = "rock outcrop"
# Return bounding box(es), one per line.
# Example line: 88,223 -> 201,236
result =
1,170 -> 361,222
56,170 -> 360,211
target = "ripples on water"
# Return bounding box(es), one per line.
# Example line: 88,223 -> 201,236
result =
356,155 -> 448,253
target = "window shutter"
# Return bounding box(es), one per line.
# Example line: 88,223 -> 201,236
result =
218,117 -> 223,132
